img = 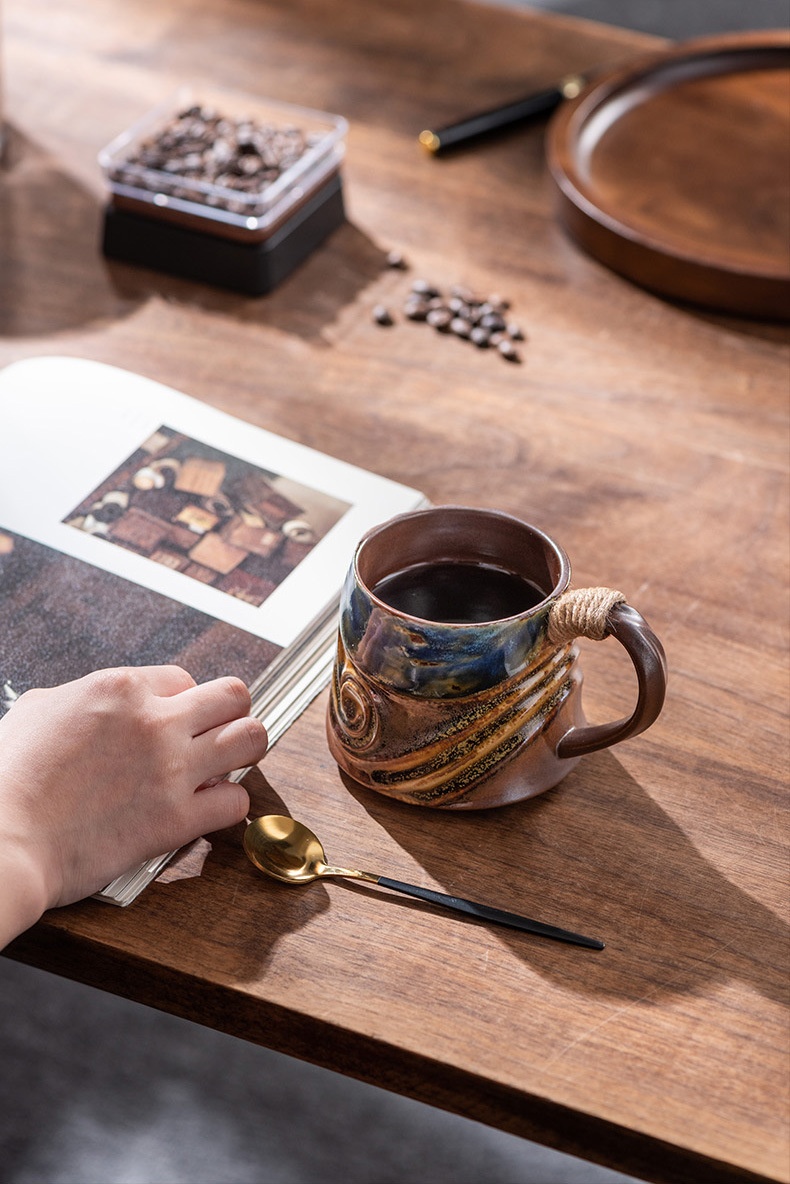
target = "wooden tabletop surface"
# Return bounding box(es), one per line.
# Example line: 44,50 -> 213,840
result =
2,3 -> 788,1183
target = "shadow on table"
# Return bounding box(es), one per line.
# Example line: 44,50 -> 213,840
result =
102,218 -> 388,347
339,751 -> 789,1008
0,127 -> 142,336
677,302 -> 790,345
149,768 -> 333,976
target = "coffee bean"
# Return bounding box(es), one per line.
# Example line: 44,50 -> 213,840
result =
373,305 -> 394,326
238,154 -> 264,175
403,299 -> 429,320
426,308 -> 452,331
386,249 -> 408,269
450,317 -> 472,338
470,326 -> 490,348
450,284 -> 476,303
507,323 -> 525,341
480,312 -> 506,331
412,279 -> 441,299
498,339 -> 521,362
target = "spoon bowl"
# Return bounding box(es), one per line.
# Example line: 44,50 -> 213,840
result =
244,815 -> 331,883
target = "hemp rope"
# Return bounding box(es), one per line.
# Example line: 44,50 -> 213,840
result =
547,587 -> 627,645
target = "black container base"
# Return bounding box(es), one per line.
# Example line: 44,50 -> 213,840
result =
102,173 -> 345,295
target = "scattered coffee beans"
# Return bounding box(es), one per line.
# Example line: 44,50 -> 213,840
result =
109,105 -> 321,217
372,256 -> 525,363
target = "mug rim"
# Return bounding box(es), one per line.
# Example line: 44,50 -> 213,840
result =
353,504 -> 572,628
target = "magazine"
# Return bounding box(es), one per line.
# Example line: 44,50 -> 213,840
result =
0,356 -> 427,904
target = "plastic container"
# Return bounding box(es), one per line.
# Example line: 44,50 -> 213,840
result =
99,86 -> 348,292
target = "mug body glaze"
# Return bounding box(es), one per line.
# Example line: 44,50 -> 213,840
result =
327,507 -> 666,810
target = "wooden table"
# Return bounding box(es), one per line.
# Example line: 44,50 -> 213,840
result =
2,3 -> 788,1182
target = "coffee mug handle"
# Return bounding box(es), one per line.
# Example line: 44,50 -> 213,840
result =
553,597 -> 667,759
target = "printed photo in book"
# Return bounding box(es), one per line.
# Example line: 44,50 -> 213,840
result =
63,426 -> 349,610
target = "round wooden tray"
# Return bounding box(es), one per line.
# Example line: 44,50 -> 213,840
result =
546,31 -> 790,320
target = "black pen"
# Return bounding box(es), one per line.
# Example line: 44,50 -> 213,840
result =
419,72 -> 586,155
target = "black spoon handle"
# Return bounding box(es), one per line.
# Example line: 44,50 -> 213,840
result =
375,876 -> 604,950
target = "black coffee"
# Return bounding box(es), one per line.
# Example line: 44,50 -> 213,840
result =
371,560 -> 545,624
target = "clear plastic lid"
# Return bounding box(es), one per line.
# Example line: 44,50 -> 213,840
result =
98,86 -> 347,235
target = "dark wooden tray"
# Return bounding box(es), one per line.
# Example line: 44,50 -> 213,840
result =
546,31 -> 790,320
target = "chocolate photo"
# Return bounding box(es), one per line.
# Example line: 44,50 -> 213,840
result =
63,427 -> 350,607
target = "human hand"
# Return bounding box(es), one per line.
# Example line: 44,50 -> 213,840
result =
0,666 -> 267,943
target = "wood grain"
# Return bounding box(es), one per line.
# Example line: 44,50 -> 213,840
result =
2,3 -> 788,1183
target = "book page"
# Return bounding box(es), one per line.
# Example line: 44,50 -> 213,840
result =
0,357 -> 425,651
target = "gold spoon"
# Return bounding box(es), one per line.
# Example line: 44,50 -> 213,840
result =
243,815 -> 604,950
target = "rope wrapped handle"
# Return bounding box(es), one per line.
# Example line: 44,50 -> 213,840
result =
546,588 -> 667,759
548,587 -> 627,644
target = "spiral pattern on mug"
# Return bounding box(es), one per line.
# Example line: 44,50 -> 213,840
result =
333,670 -> 379,750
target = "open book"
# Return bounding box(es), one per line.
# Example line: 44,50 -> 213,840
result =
0,357 -> 426,904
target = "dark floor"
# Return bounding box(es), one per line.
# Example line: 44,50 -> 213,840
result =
0,957 -> 645,1184
3,2 -> 788,1182
499,0 -> 789,38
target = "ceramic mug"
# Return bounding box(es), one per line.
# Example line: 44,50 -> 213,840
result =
326,506 -> 667,810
